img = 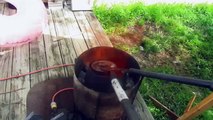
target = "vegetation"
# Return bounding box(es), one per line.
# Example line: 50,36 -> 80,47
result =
94,2 -> 213,119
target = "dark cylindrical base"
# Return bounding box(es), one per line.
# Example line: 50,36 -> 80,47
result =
74,47 -> 142,120
74,75 -> 140,120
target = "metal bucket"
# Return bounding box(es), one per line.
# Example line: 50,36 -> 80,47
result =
74,47 -> 142,119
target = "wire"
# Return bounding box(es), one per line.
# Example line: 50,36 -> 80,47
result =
0,63 -> 75,110
51,87 -> 75,102
0,64 -> 75,81
50,87 -> 75,109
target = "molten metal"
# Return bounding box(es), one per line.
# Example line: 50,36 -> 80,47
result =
90,60 -> 117,74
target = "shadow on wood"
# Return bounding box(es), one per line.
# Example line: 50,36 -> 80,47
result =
26,77 -> 74,120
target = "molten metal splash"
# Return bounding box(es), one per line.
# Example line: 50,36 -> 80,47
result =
0,0 -> 47,47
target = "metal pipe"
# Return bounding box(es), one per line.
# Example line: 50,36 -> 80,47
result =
128,68 -> 213,91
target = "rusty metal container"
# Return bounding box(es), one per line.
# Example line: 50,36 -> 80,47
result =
74,47 -> 142,120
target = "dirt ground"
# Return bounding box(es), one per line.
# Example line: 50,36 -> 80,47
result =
109,25 -> 144,47
108,25 -> 179,70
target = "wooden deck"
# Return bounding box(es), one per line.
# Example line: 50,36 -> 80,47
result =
0,2 -> 154,120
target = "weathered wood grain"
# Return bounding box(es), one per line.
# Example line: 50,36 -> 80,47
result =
43,9 -> 66,78
51,9 -> 76,77
74,11 -> 100,48
134,92 -> 155,120
0,50 -> 13,120
84,11 -> 113,47
48,0 -> 62,8
0,3 -> 6,103
63,8 -> 88,56
29,36 -> 49,87
8,6 -> 28,119
0,54 -> 4,99
9,44 -> 30,120
0,5 -> 15,120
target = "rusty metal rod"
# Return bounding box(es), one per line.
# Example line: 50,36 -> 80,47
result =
149,95 -> 179,119
128,68 -> 213,91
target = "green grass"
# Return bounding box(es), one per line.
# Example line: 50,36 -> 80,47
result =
94,2 -> 213,119
93,3 -> 146,33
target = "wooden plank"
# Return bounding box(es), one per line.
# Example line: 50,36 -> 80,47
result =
178,93 -> 213,120
49,0 -> 62,3
43,9 -> 66,78
74,11 -> 100,48
184,94 -> 196,113
51,9 -> 70,39
5,5 -> 28,120
0,54 -> 4,99
9,44 -> 30,120
0,50 -> 13,120
29,36 -> 49,87
51,9 -> 76,77
63,8 -> 88,56
0,2 -> 6,103
47,9 -> 58,41
49,0 -> 62,8
0,53 -> 5,98
0,6 -> 15,120
84,11 -> 113,47
133,92 -> 155,120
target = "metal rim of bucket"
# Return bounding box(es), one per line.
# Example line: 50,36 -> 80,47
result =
74,46 -> 142,93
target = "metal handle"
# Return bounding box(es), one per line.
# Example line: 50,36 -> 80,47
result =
111,78 -> 140,120
128,68 -> 213,91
